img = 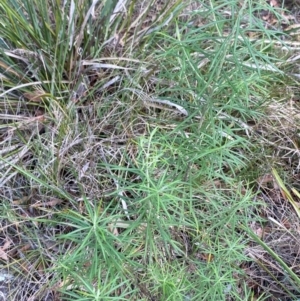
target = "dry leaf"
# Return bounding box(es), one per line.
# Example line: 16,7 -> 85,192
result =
0,239 -> 11,261
254,227 -> 264,238
12,195 -> 31,205
23,89 -> 45,102
30,198 -> 63,208
20,243 -> 31,252
269,0 -> 279,7
257,173 -> 273,186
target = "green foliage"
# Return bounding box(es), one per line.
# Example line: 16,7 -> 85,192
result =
0,0 -> 299,300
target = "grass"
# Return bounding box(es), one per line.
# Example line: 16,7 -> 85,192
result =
1,0 -> 300,300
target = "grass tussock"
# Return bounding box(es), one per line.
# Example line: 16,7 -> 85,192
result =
1,0 -> 300,300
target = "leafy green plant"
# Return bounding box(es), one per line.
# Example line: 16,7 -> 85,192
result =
1,0 -> 300,300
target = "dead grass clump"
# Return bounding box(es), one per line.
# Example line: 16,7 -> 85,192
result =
243,88 -> 300,300
245,188 -> 300,300
254,93 -> 300,179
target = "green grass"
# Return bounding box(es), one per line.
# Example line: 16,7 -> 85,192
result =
1,0 -> 300,300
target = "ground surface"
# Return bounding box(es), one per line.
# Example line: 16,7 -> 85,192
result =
1,0 -> 300,300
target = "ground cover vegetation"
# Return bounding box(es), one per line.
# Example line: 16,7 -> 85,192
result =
0,0 -> 300,300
